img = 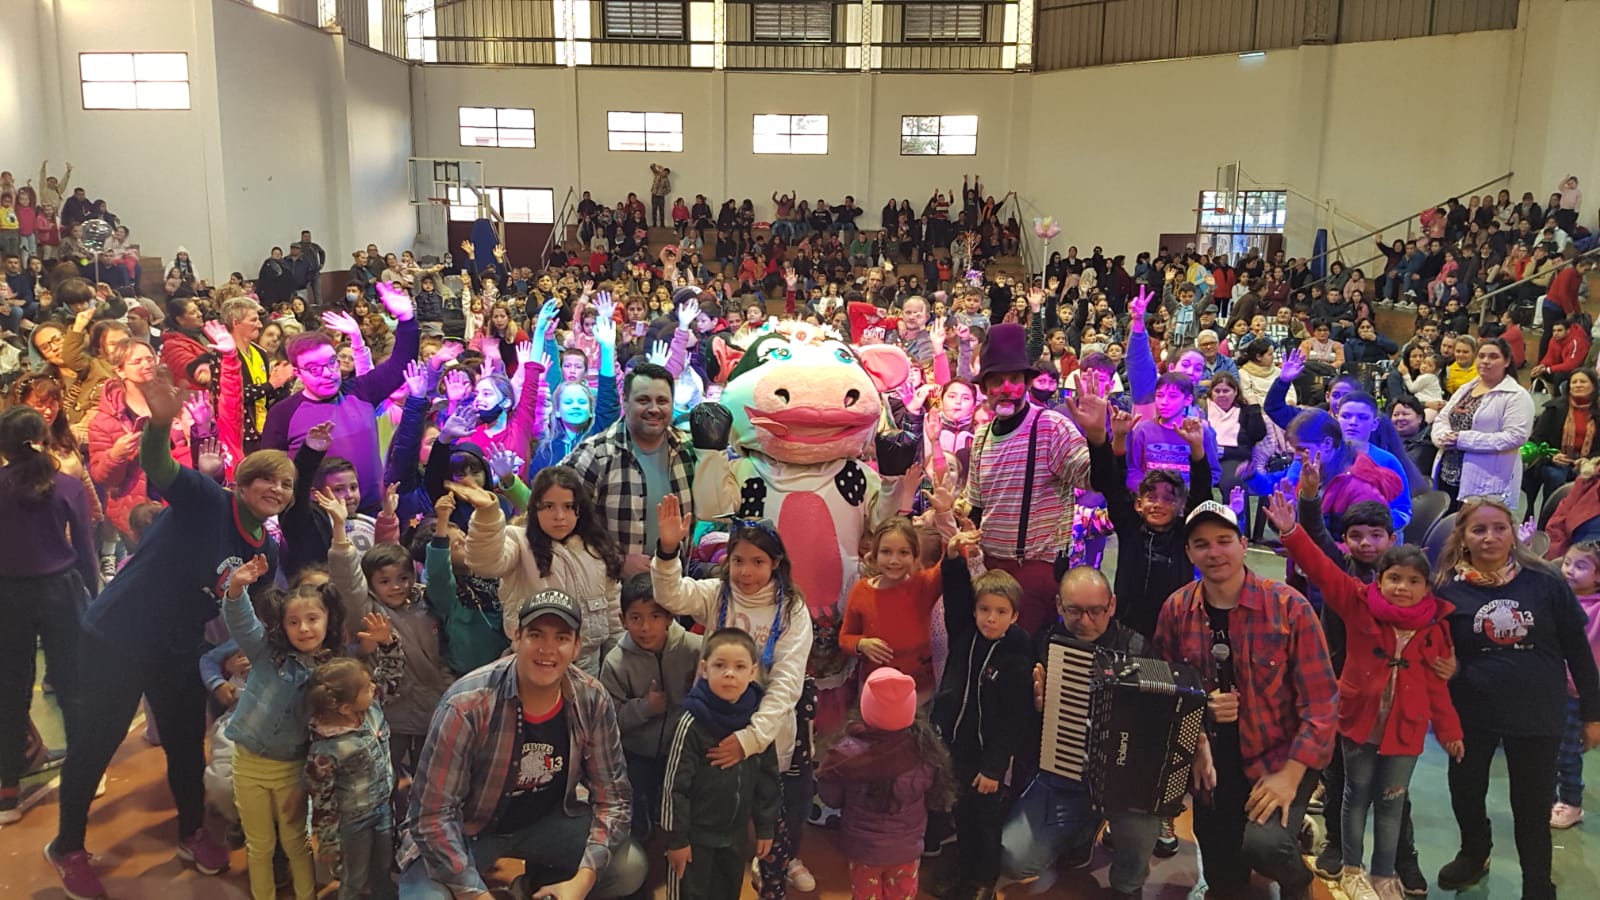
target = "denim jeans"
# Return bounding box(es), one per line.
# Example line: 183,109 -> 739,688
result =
1000,771 -> 1160,893
1340,737 -> 1419,877
339,807 -> 396,900
1555,696 -> 1586,807
398,807 -> 647,899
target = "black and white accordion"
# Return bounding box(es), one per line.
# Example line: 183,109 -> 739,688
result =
1041,634 -> 1208,817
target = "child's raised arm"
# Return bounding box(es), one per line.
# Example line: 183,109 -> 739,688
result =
1269,486 -> 1364,620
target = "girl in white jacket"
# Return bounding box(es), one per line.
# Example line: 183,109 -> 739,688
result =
455,465 -> 625,676
652,494 -> 818,899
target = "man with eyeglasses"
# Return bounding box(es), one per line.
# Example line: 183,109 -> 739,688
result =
261,282 -> 418,516
1001,567 -> 1161,900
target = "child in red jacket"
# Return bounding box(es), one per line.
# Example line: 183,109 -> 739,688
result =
1267,474 -> 1463,900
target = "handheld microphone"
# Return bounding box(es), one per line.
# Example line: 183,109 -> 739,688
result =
1211,641 -> 1234,695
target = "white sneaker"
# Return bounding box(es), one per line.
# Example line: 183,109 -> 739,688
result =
94,775 -> 107,799
1551,802 -> 1585,829
1341,866 -> 1381,900
1371,874 -> 1406,900
786,859 -> 816,892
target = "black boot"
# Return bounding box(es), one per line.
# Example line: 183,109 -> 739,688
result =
1436,851 -> 1490,891
1394,854 -> 1429,897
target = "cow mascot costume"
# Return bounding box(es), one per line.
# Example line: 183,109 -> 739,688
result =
689,321 -> 916,736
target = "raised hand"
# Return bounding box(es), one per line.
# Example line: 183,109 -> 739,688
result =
783,267 -> 799,291
196,437 -> 225,478
225,554 -> 270,596
322,310 -> 360,337
1176,417 -> 1206,456
955,322 -> 972,344
927,314 -> 946,349
582,279 -> 596,297
446,479 -> 500,510
376,281 -> 415,321
516,340 -> 536,366
656,493 -> 692,554
1296,450 -> 1322,499
459,239 -> 475,258
1130,285 -> 1153,321
382,482 -> 400,518
1109,408 -> 1142,443
403,360 -> 429,398
312,486 -> 348,530
647,340 -> 671,367
430,340 -> 464,369
203,320 -> 235,353
183,390 -> 213,432
433,491 -> 456,520
1263,485 -> 1297,535
946,529 -> 982,559
923,468 -> 959,515
442,369 -> 473,404
1062,377 -> 1109,442
305,420 -> 335,452
487,443 -> 525,484
1229,485 -> 1247,517
269,360 -> 296,388
676,295 -> 700,331
1279,348 -> 1306,384
439,406 -> 477,442
357,611 -> 394,654
1518,517 -> 1538,544
142,367 -> 187,423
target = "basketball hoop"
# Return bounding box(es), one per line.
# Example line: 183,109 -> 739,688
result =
1193,206 -> 1229,215
428,197 -> 450,207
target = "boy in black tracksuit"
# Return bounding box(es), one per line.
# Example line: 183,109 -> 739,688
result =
662,628 -> 780,900
934,537 -> 1034,900
1086,412 -> 1215,639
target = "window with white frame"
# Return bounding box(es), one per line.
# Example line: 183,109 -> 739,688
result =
903,3 -> 984,41
459,107 -> 536,148
603,1 -> 686,39
79,53 -> 190,110
446,186 -> 556,224
753,115 -> 828,155
607,111 -> 684,152
900,115 -> 978,156
752,2 -> 832,41
405,0 -> 438,62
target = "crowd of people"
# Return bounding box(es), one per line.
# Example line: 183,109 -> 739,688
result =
1,163 -> 1599,900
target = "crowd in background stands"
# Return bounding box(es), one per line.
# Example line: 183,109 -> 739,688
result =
4,157 -> 1600,900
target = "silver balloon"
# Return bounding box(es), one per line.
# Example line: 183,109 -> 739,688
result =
81,219 -> 113,252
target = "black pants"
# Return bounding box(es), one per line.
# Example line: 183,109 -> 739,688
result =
0,572 -> 86,787
652,195 -> 667,228
953,767 -> 1008,888
1322,739 -> 1418,866
668,842 -> 746,900
1195,733 -> 1318,895
1448,724 -> 1561,900
55,630 -> 209,853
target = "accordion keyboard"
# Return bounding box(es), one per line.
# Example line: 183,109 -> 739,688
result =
1041,636 -> 1098,781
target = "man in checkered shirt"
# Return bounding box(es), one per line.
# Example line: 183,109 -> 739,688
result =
566,362 -> 696,575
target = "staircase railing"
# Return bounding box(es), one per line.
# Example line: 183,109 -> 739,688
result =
1295,171 -> 1516,297
542,186 -> 578,265
1475,242 -> 1600,328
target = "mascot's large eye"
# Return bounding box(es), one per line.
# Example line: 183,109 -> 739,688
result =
765,345 -> 792,362
833,347 -> 854,364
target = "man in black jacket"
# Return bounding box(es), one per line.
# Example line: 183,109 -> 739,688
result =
999,568 -> 1162,900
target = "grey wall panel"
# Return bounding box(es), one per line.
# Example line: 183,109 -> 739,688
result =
1175,0 -> 1258,57
1252,0 -> 1305,49
1033,0 -> 1105,71
1339,0 -> 1429,44
1101,0 -> 1177,65
1431,0 -> 1518,35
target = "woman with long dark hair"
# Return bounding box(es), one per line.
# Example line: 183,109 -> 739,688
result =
0,407 -> 96,825
454,464 -> 624,676
1433,497 -> 1600,900
1525,367 -> 1599,513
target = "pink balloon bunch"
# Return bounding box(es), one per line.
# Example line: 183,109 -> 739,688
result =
1033,216 -> 1061,241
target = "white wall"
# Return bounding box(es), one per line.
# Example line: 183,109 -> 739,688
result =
0,0 -> 50,174
345,44 -> 417,255
213,0 -> 343,275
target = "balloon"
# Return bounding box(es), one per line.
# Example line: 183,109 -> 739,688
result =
1032,216 -> 1061,241
81,219 -> 113,252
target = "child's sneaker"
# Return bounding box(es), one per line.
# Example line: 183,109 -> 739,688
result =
45,840 -> 107,900
177,828 -> 230,875
1371,874 -> 1406,900
0,785 -> 20,825
786,859 -> 816,892
1551,802 -> 1584,829
1340,865 -> 1381,900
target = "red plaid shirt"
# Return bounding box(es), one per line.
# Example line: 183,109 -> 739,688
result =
1152,570 -> 1338,780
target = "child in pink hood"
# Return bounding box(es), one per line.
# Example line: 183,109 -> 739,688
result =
1552,541 -> 1600,829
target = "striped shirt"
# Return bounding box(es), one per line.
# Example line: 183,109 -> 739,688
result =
964,406 -> 1091,563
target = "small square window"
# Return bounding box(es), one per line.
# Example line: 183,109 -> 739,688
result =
900,115 -> 978,156
608,110 -> 684,152
752,114 -> 829,155
903,3 -> 984,41
603,1 -> 685,39
80,52 -> 190,110
752,2 -> 832,42
458,107 -> 537,149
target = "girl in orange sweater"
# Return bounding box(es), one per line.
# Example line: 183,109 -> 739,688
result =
841,500 -> 957,700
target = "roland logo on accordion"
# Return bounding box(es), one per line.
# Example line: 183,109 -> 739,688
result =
1040,634 -> 1208,818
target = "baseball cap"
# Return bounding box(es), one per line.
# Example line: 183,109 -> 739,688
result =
1185,500 -> 1242,537
517,589 -> 582,631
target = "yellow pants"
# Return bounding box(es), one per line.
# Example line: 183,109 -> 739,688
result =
233,745 -> 315,900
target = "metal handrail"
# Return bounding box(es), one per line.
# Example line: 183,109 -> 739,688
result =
1475,242 -> 1600,327
542,186 -> 578,264
1305,171 -> 1515,272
